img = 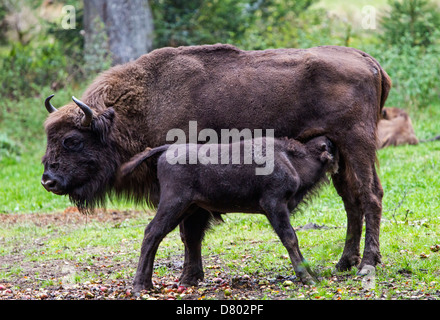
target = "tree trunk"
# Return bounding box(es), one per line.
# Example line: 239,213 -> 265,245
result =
83,0 -> 154,67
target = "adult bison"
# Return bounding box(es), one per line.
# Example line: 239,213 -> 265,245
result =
377,107 -> 440,148
41,44 -> 391,290
377,107 -> 419,148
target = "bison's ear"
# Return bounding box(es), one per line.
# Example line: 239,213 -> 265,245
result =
91,108 -> 115,144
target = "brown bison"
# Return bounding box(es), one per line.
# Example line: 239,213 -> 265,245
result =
377,107 -> 418,148
41,44 -> 391,291
377,107 -> 440,148
118,136 -> 338,289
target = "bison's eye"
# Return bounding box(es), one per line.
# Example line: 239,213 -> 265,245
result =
62,136 -> 84,151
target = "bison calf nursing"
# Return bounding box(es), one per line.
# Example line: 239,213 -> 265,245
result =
119,136 -> 337,289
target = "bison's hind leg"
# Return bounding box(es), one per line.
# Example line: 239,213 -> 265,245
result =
261,198 -> 317,285
331,137 -> 383,274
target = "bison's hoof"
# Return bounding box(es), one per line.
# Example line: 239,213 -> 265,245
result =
179,270 -> 204,287
335,255 -> 361,272
133,282 -> 153,293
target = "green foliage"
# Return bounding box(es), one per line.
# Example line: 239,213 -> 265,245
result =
362,0 -> 440,108
151,0 -> 256,47
0,1 -> 85,100
46,6 -> 86,81
0,40 -> 68,100
380,0 -> 440,48
369,41 -> 440,108
150,0 -> 319,49
0,132 -> 20,163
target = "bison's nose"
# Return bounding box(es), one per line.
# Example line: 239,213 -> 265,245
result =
41,173 -> 63,194
41,178 -> 57,190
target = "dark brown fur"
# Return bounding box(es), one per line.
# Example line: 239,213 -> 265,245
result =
42,44 -> 391,288
119,136 -> 337,289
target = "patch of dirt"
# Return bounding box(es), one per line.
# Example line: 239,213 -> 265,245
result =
0,207 -> 149,227
1,209 -> 439,300
0,209 -> 320,300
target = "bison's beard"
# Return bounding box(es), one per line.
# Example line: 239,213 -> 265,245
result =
68,181 -> 111,214
67,154 -> 161,214
67,163 -> 119,214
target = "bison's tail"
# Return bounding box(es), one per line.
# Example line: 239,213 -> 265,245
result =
378,64 -> 392,116
119,145 -> 170,178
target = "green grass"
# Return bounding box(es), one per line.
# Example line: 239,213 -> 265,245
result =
1,90 -> 440,298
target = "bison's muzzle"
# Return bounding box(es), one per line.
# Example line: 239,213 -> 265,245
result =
41,171 -> 66,195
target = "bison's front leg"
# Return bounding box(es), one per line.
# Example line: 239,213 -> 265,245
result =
262,201 -> 317,285
179,208 -> 212,286
133,200 -> 188,292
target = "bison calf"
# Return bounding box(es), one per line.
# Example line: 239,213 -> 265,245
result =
120,136 -> 337,291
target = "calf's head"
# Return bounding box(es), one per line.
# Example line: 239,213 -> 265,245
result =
294,136 -> 338,183
305,136 -> 337,166
41,95 -> 118,212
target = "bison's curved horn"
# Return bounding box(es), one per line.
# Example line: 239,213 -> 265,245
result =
72,96 -> 93,127
45,94 -> 57,113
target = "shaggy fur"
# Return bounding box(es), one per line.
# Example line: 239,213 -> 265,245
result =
119,136 -> 337,289
42,44 -> 391,286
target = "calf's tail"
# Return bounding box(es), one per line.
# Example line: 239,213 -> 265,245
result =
119,145 -> 170,178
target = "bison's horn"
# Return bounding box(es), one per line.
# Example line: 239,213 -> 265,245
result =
72,96 -> 93,127
45,94 -> 57,113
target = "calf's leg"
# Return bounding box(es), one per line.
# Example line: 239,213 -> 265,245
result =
133,199 -> 189,292
262,200 -> 316,285
179,208 -> 213,286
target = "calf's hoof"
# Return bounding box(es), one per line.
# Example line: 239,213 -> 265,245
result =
300,274 -> 317,286
296,263 -> 318,286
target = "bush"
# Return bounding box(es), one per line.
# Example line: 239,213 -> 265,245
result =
0,40 -> 68,99
0,1 -> 85,100
0,132 -> 20,163
380,0 -> 440,48
374,41 -> 440,108
371,0 -> 440,108
150,0 -> 320,49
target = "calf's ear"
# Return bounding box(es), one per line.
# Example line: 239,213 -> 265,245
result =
91,108 -> 115,144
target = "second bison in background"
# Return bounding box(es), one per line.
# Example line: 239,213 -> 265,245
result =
377,107 -> 418,148
377,107 -> 440,148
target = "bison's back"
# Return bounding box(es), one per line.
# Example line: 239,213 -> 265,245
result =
135,44 -> 389,145
83,44 -> 390,149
